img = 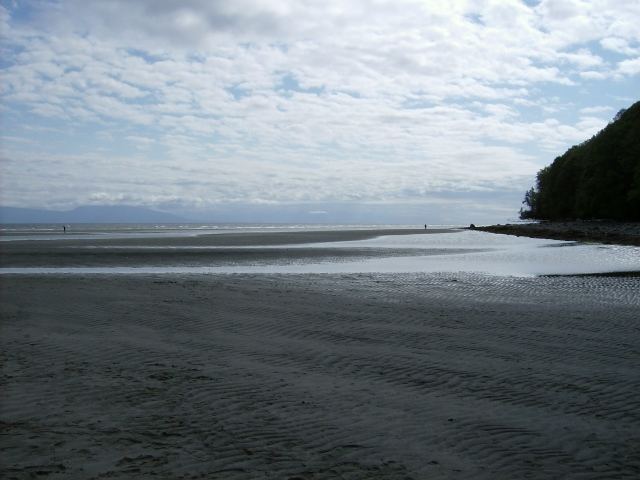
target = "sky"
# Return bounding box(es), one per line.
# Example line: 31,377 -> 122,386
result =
1,0 -> 639,224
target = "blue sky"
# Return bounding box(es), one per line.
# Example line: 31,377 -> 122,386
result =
1,0 -> 639,223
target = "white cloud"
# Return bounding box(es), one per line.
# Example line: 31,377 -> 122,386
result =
579,70 -> 608,80
579,105 -> 612,115
1,0 -> 639,215
617,57 -> 640,76
559,48 -> 603,68
600,37 -> 638,55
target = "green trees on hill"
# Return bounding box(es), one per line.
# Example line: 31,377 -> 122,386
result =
520,101 -> 640,221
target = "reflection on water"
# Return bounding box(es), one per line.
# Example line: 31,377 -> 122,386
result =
0,223 -> 453,241
1,231 -> 639,277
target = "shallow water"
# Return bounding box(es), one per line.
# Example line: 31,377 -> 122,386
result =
2,230 -> 639,277
0,222 -> 448,241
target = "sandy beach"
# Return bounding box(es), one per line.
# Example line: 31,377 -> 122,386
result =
2,228 -> 640,478
4,1 -> 640,477
0,228 -> 455,268
2,269 -> 639,479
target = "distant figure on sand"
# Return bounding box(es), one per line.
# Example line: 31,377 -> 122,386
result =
424,224 -> 427,230
63,225 -> 66,233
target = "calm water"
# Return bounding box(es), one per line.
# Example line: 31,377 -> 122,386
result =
1,226 -> 638,277
304,231 -> 640,276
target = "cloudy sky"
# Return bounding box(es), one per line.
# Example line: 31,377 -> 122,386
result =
1,0 -> 639,223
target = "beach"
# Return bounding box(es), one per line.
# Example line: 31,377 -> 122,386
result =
476,221 -> 640,246
1,227 -> 640,479
0,228 -> 454,268
5,1 -> 640,478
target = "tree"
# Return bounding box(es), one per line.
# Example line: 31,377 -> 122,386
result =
519,100 -> 640,221
519,187 -> 538,219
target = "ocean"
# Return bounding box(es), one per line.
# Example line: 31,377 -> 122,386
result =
1,223 -> 638,277
0,222 -> 459,241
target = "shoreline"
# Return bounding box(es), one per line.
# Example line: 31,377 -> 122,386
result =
475,221 -> 640,246
0,228 -> 457,268
0,228 -> 455,246
3,226 -> 640,275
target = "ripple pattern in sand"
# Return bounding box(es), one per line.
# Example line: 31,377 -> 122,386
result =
1,273 -> 639,479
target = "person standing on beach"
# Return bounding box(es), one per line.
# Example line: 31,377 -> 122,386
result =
424,224 -> 427,230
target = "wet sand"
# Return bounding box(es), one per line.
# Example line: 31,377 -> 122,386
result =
2,273 -> 639,479
0,228 -> 456,267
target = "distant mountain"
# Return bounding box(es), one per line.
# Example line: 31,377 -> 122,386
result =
521,100 -> 640,221
0,205 -> 190,223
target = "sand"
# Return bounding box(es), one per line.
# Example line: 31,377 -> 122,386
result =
2,272 -> 639,479
0,228 -> 456,267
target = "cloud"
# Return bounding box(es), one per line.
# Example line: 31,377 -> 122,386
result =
617,57 -> 640,76
1,0 -> 639,219
579,105 -> 612,115
579,70 -> 609,80
600,36 -> 639,55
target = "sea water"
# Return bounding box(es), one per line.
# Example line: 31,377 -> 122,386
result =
0,222 -> 441,241
1,226 -> 638,277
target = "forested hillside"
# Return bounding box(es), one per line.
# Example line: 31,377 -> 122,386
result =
521,101 -> 640,221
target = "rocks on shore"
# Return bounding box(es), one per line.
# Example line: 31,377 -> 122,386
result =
474,221 -> 640,246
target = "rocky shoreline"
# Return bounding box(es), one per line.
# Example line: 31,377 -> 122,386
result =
475,221 -> 640,246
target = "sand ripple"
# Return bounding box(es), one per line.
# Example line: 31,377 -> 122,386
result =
1,273 -> 639,478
